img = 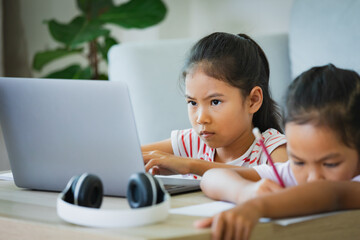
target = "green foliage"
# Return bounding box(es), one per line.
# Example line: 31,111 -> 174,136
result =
33,48 -> 83,71
97,36 -> 117,62
47,17 -> 110,49
44,64 -> 91,79
99,0 -> 167,28
33,0 -> 167,80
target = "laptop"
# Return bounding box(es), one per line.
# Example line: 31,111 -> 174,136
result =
0,77 -> 200,196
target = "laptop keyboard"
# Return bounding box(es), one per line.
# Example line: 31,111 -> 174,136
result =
164,184 -> 200,195
165,184 -> 186,190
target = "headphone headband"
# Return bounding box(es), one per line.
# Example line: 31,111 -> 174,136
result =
57,193 -> 170,228
57,172 -> 170,228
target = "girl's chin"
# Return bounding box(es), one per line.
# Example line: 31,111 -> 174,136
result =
202,139 -> 220,149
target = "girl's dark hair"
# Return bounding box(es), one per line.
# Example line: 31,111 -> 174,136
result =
285,64 -> 360,153
181,32 -> 282,133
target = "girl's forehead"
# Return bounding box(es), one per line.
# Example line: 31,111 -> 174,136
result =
185,68 -> 231,89
285,123 -> 357,161
185,73 -> 241,97
285,123 -> 337,145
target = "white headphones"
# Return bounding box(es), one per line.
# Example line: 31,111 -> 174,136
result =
57,172 -> 170,228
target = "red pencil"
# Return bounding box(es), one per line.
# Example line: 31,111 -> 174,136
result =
252,128 -> 285,188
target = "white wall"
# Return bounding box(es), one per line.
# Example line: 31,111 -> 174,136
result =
18,0 -> 294,77
116,0 -> 293,40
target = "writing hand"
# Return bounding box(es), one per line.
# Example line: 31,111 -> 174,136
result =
255,178 -> 284,196
233,178 -> 284,204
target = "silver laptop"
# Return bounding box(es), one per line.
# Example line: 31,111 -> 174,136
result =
0,77 -> 199,196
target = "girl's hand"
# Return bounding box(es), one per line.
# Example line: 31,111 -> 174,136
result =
254,178 -> 284,196
194,201 -> 262,240
235,179 -> 284,204
142,150 -> 191,175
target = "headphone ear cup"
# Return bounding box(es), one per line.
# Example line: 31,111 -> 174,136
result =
74,173 -> 103,208
153,176 -> 166,204
127,173 -> 166,208
61,175 -> 80,204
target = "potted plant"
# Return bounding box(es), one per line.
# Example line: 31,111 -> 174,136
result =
32,0 -> 167,80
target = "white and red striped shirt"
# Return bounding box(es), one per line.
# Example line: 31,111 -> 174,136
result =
171,128 -> 286,167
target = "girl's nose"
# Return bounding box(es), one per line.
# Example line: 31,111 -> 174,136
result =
307,170 -> 324,183
196,108 -> 210,124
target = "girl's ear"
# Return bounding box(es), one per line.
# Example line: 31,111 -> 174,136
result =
248,86 -> 263,114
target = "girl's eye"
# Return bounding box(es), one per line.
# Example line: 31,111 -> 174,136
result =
211,99 -> 221,106
293,161 -> 304,166
323,162 -> 340,168
187,100 -> 197,106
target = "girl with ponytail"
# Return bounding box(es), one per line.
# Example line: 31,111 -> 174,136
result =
142,32 -> 287,177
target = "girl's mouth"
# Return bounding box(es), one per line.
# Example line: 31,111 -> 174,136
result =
200,131 -> 215,139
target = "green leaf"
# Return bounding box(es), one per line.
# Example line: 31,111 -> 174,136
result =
77,0 -> 114,19
44,64 -> 92,79
97,36 -> 118,62
97,73 -> 108,80
48,16 -> 110,48
99,0 -> 167,29
76,66 -> 93,79
33,48 -> 83,71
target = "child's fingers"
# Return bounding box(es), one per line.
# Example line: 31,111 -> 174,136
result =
264,179 -> 284,192
144,160 -> 155,171
142,151 -> 157,163
147,159 -> 179,175
144,154 -> 165,171
234,218 -> 245,240
223,223 -> 233,240
257,178 -> 284,195
212,214 -> 225,240
242,224 -> 251,240
149,167 -> 160,175
142,150 -> 164,163
193,217 -> 213,228
142,152 -> 152,164
233,217 -> 253,240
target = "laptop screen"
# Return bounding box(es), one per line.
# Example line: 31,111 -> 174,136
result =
0,77 -> 144,196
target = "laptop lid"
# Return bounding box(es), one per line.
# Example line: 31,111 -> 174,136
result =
0,77 -> 144,197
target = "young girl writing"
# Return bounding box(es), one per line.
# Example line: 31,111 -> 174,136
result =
142,32 -> 287,176
196,64 -> 360,240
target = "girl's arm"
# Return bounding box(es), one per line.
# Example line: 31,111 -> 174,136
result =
196,181 -> 360,240
142,141 -> 287,176
200,168 -> 282,204
141,138 -> 174,154
253,180 -> 360,218
270,145 -> 288,163
142,141 -> 250,176
143,154 -> 251,176
143,147 -> 288,176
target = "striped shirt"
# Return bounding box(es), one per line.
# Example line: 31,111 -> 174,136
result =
171,128 -> 286,167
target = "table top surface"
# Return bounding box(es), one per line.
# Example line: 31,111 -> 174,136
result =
1,177 -> 360,240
